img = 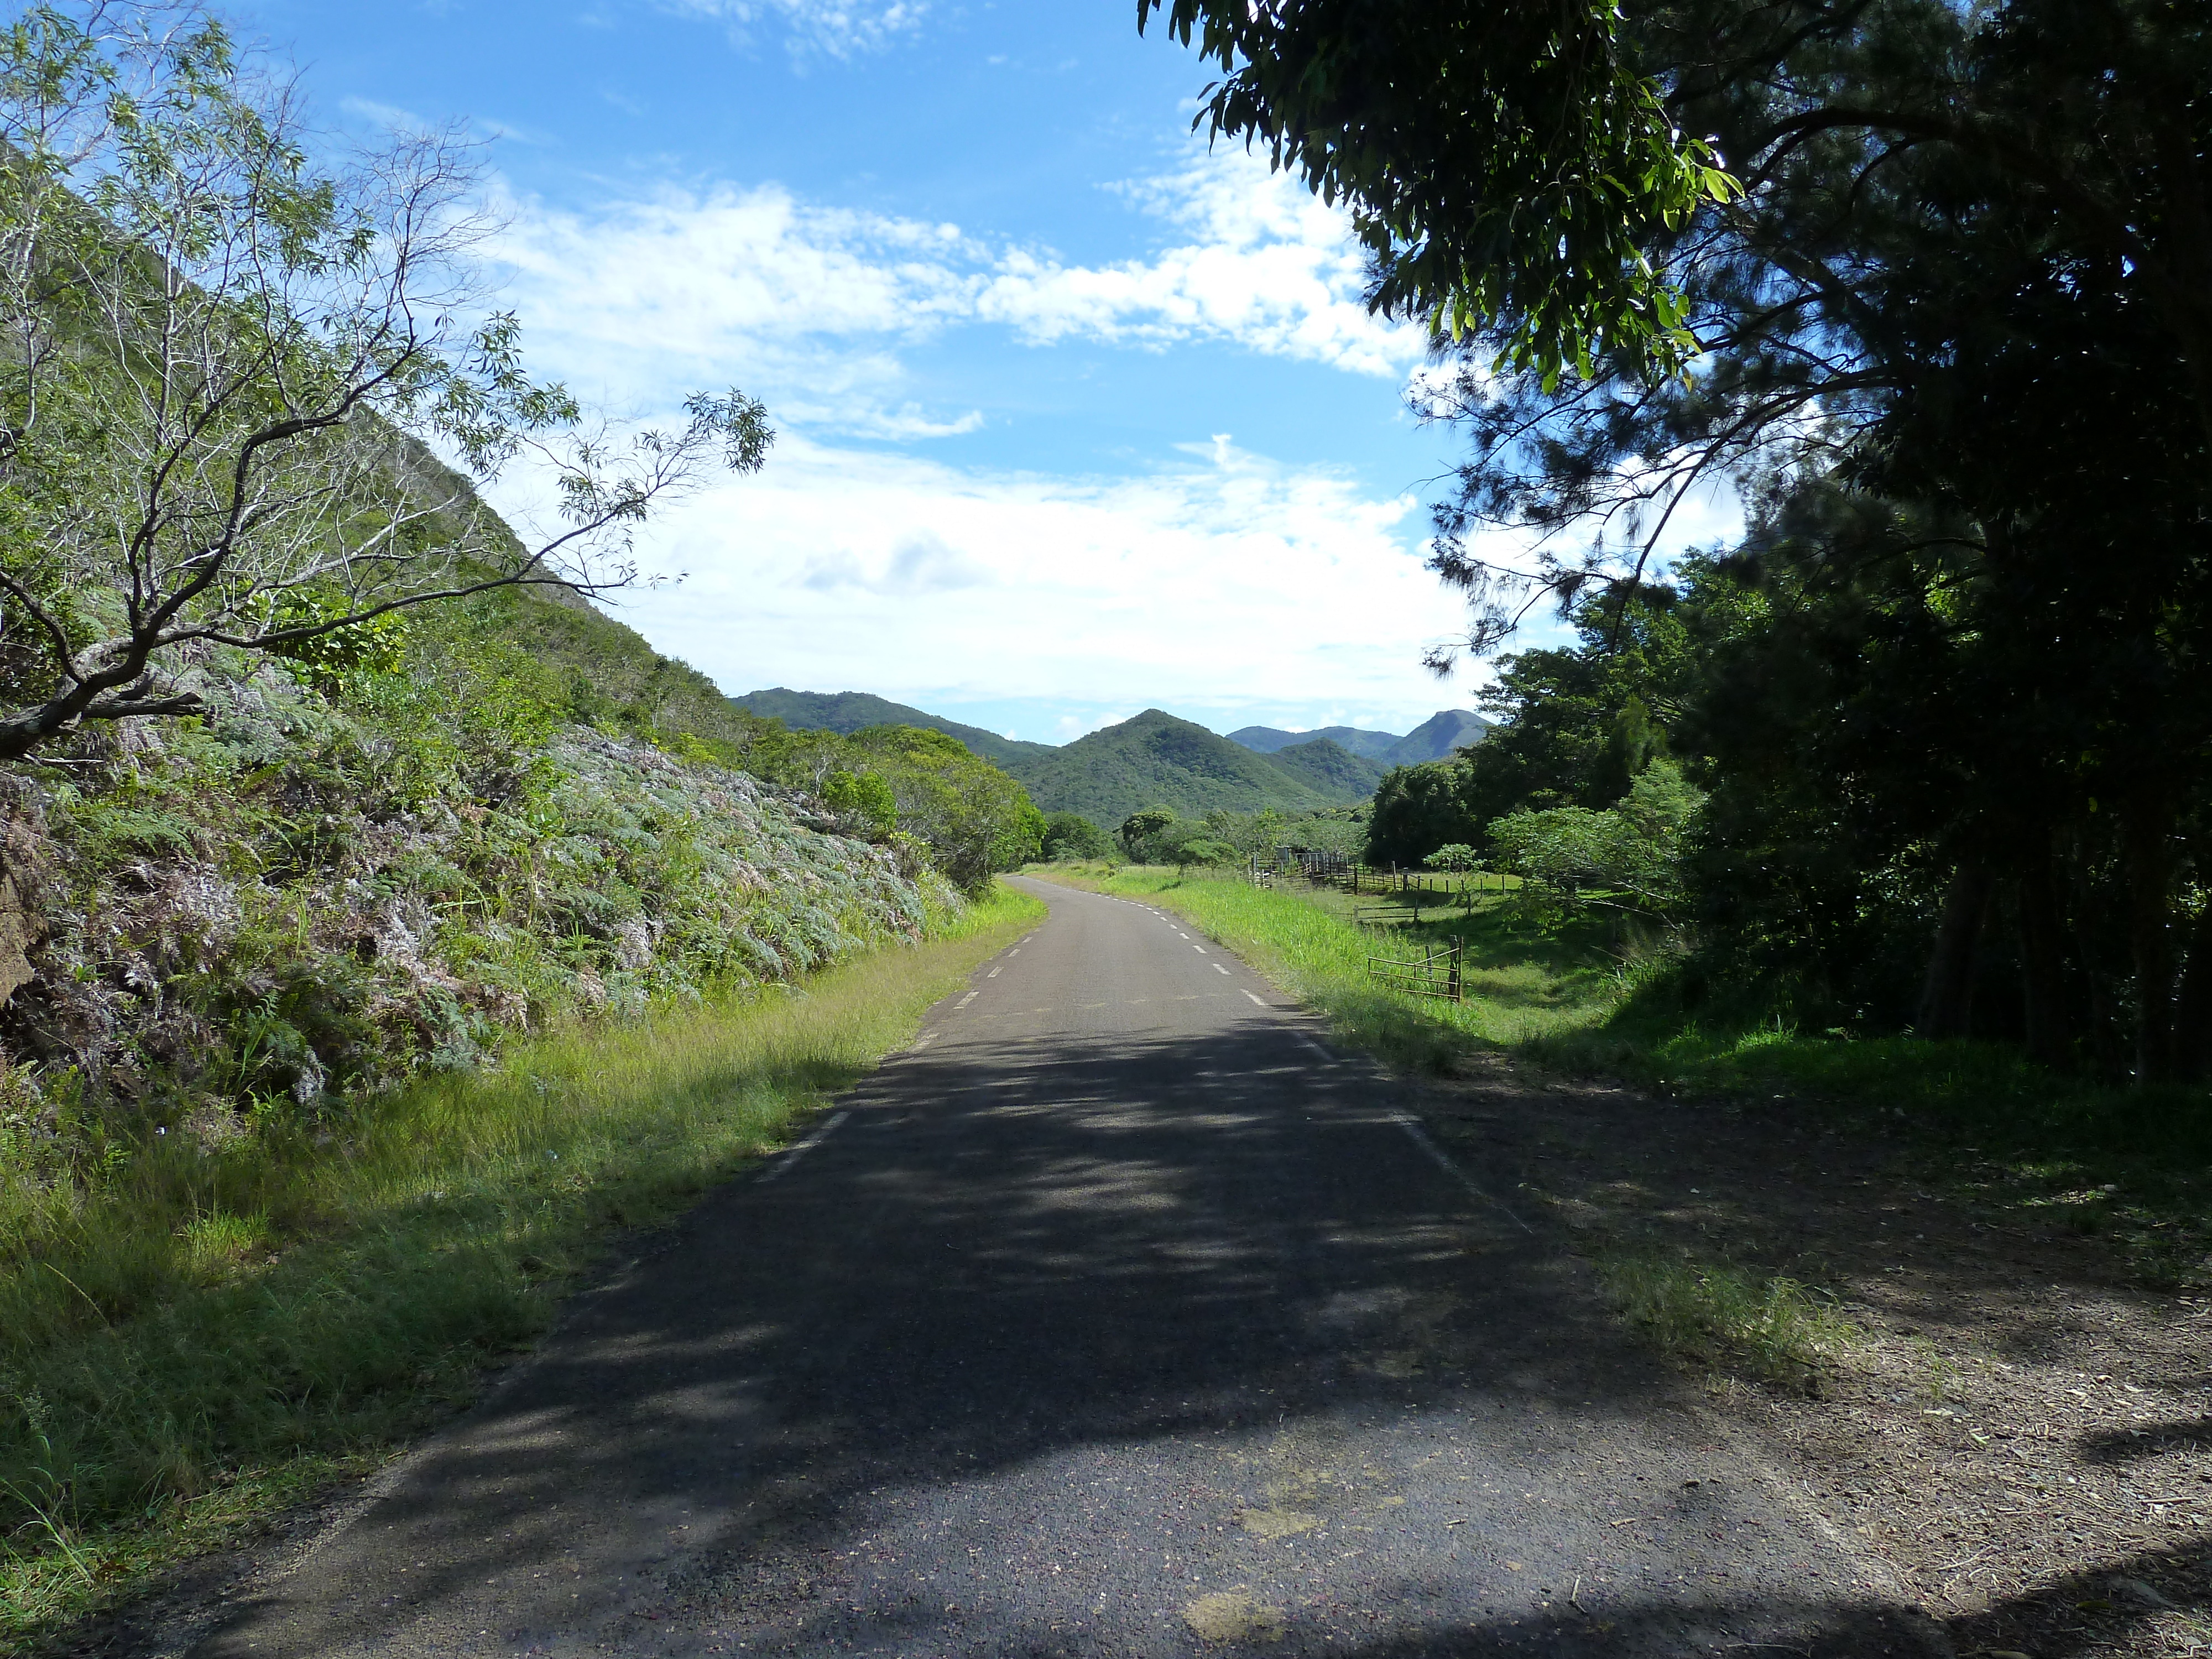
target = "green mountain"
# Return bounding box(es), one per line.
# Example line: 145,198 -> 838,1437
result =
735,691 -> 1391,826
1004,709 -> 1366,825
1265,737 -> 1390,798
1225,713 -> 1492,763
730,687 -> 1054,771
1226,723 -> 1401,760
1383,710 -> 1493,763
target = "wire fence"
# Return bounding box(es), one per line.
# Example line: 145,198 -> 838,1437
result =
1364,936 -> 1464,1003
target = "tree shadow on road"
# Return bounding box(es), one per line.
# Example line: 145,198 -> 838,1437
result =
191,1015 -> 2207,1657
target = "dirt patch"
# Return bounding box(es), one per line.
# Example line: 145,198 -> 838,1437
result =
1415,1056 -> 2212,1658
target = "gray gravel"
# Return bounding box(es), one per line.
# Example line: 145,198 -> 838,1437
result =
193,877 -> 1939,1658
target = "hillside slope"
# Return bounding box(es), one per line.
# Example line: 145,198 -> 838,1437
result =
732,687 -> 1053,771
1384,710 -> 1493,763
1227,723 -> 1401,760
1008,709 -> 1360,825
1264,736 -> 1389,797
0,611 -> 957,1134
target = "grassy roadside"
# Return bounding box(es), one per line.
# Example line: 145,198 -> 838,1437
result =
1034,862 -> 1615,1070
1030,864 -> 2210,1285
1,882 -> 1044,1649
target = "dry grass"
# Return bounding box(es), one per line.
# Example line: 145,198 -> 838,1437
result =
1594,1249 -> 1858,1391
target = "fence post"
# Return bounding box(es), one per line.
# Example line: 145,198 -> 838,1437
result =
1448,936 -> 1463,1004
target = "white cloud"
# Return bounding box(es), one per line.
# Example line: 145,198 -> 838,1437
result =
976,153 -> 1423,377
513,429 -> 1510,729
472,142 -> 1489,731
800,530 -> 991,594
653,0 -> 927,60
341,95 -> 552,149
487,145 -> 1427,439
340,95 -> 427,131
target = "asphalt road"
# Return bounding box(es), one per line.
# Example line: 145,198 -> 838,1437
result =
195,877 -> 1933,1658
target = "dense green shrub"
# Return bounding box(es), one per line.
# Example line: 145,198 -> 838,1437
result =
1041,811 -> 1113,861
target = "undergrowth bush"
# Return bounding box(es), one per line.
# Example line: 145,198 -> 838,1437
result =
0,597 -> 954,1190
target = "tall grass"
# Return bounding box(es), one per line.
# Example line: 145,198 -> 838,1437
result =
0,883 -> 1043,1645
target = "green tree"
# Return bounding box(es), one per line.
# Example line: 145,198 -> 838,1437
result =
818,770 -> 898,838
1170,837 -> 1235,871
1366,588 -> 1700,869
0,3 -> 771,759
844,727 -> 1044,891
1041,812 -> 1112,862
1118,807 -> 1176,861
1139,0 -> 1732,385
1364,762 -> 1474,869
1490,759 -> 1703,917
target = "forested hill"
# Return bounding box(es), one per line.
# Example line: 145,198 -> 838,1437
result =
1226,711 -> 1492,764
1227,722 -> 1401,759
1379,710 -> 1494,762
1005,710 -> 1384,825
729,691 -> 1507,826
731,688 -> 1053,771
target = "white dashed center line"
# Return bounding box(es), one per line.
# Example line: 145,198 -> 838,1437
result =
1008,948 -> 1020,957
1241,989 -> 1266,1006
987,967 -> 1002,978
956,991 -> 979,1009
1213,963 -> 1230,975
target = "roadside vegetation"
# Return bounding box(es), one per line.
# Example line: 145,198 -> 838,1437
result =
0,881 -> 1041,1644
0,11 -> 1053,1641
1146,0 -> 2212,1098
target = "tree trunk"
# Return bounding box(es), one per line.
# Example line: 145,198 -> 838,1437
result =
2122,795 -> 2177,1084
1918,863 -> 1992,1040
2172,901 -> 2212,1084
2016,854 -> 2070,1070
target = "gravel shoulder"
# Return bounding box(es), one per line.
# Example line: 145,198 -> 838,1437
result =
1410,1055 -> 2212,1658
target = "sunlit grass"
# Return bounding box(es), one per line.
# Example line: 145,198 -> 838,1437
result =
0,883 -> 1044,1646
1595,1249 -> 1857,1391
1040,864 -> 1616,1071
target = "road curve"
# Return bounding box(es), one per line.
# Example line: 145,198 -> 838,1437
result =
194,877 -> 1927,1658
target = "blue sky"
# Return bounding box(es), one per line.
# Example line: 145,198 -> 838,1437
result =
247,1 -> 1567,745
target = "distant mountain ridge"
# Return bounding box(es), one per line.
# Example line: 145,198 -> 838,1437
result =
1227,711 -> 1491,765
1226,723 -> 1402,761
730,688 -> 1485,827
730,688 -> 1053,771
1381,709 -> 1493,763
1007,711 -> 1385,824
